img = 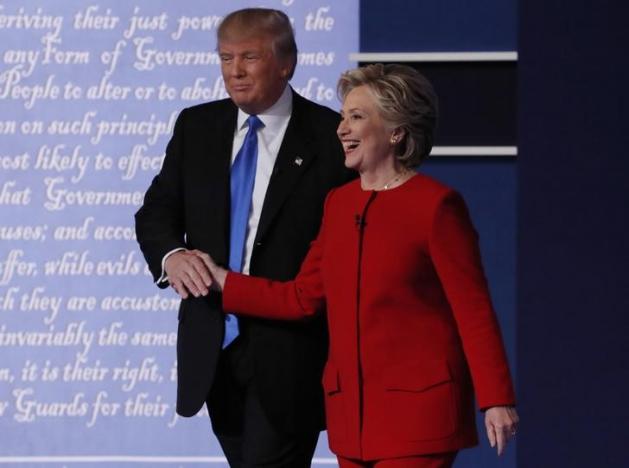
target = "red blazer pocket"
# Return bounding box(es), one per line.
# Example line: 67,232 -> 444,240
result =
385,359 -> 452,392
380,359 -> 456,441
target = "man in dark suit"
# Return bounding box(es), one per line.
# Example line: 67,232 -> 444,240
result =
135,8 -> 351,467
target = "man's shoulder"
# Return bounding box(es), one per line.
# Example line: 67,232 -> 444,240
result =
290,91 -> 341,137
170,99 -> 238,136
180,98 -> 237,119
292,91 -> 339,120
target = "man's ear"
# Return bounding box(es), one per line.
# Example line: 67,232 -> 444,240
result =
280,63 -> 292,79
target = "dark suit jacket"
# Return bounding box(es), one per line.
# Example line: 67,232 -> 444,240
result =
135,90 -> 352,434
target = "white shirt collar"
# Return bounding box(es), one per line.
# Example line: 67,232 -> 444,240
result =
236,85 -> 293,133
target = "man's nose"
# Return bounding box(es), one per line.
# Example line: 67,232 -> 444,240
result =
231,58 -> 245,77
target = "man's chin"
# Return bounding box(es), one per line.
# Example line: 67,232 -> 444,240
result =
227,89 -> 250,103
230,97 -> 258,114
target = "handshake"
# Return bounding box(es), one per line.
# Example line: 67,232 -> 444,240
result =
164,249 -> 227,299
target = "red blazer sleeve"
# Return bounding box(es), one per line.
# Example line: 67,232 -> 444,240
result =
429,191 -> 516,409
222,192 -> 332,320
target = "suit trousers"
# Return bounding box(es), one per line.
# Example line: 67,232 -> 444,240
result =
207,333 -> 319,467
338,452 -> 457,468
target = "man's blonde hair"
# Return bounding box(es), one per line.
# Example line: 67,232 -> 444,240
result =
218,8 -> 297,79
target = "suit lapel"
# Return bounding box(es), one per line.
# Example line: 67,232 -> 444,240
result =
255,92 -> 317,243
194,101 -> 237,264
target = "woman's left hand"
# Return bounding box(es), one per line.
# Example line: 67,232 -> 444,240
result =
484,405 -> 519,456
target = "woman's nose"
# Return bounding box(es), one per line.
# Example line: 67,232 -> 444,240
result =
337,120 -> 348,137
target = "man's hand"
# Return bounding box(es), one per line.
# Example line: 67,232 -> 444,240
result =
485,405 -> 519,456
165,249 -> 213,299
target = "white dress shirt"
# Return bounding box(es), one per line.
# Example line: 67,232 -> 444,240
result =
158,85 -> 293,282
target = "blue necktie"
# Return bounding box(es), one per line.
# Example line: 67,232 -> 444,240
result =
223,115 -> 263,348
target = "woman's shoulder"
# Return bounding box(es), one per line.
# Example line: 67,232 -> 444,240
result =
410,172 -> 453,196
403,173 -> 468,224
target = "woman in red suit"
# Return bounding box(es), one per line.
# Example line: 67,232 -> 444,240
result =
203,64 -> 518,467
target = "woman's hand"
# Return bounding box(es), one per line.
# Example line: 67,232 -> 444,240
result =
190,250 -> 227,291
485,405 -> 519,456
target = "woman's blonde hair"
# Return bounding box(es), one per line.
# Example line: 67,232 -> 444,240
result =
337,64 -> 438,167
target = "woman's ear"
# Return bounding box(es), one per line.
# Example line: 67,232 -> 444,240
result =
390,128 -> 405,144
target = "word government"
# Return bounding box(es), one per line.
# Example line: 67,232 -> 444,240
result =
133,37 -> 219,71
44,177 -> 144,211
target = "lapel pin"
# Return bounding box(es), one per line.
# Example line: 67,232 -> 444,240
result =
294,157 -> 303,166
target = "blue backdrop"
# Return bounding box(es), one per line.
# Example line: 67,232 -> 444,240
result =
0,1 -> 357,466
1,0 -> 528,466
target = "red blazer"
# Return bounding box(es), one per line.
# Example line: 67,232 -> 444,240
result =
223,174 -> 515,460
